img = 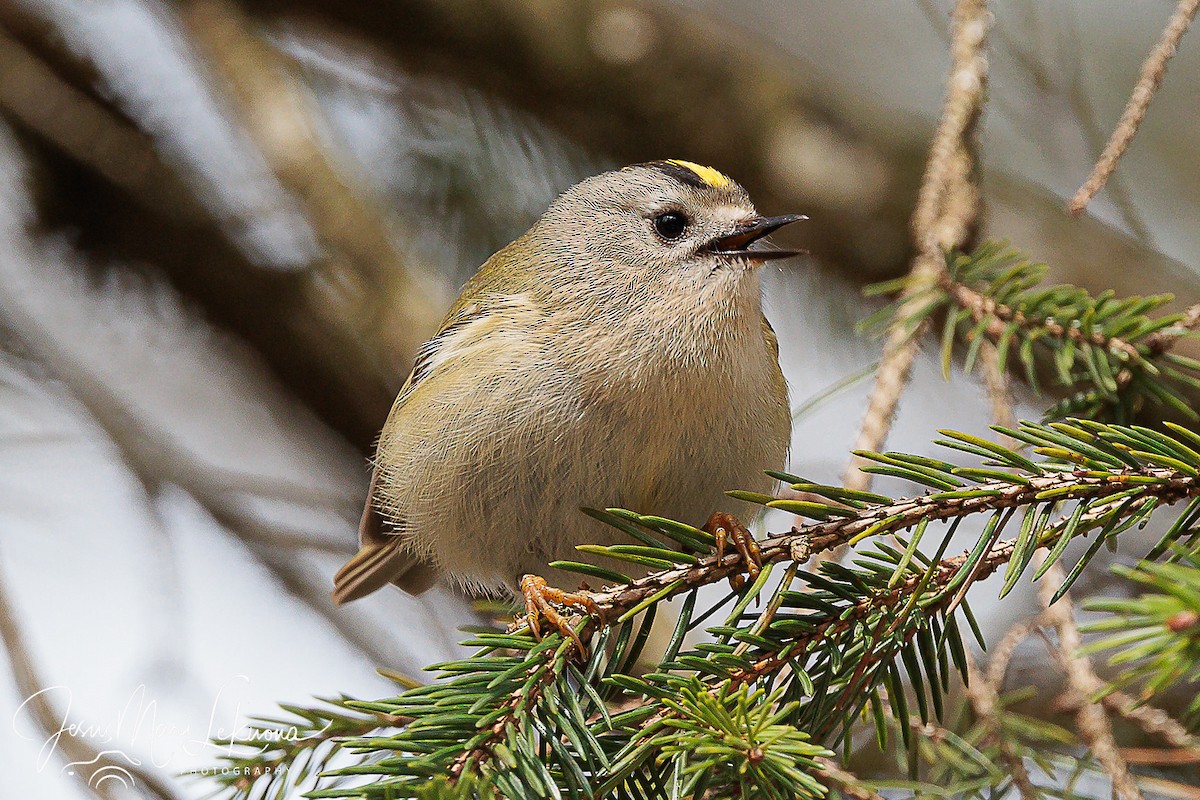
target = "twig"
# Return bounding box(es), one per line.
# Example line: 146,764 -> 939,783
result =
450,641 -> 567,779
184,0 -> 445,373
964,652 -> 1040,800
983,617 -> 1036,689
1117,747 -> 1200,766
3,1 -> 407,445
945,277 -> 1143,362
449,462 -> 1200,784
1143,301 -> 1200,354
845,0 -> 989,491
1099,691 -> 1199,750
814,756 -> 885,800
0,565 -> 182,800
979,340 -> 1019,448
1037,558 -> 1143,800
969,321 -> 1049,800
619,512 -> 1133,759
946,276 -> 1200,390
1051,671 -> 1198,750
584,466 -> 1199,624
1068,0 -> 1200,215
1134,776 -> 1200,800
1058,4 -> 1152,241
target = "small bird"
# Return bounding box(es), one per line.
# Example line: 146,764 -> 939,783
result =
334,160 -> 801,629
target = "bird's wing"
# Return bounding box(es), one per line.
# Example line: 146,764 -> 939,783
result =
334,295 -> 535,603
760,313 -> 781,362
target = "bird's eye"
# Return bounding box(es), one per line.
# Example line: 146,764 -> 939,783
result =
652,211 -> 689,240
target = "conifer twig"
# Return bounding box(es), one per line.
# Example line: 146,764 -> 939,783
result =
814,757 -> 885,800
1117,747 -> 1200,766
946,277 -> 1144,363
1068,0 -> 1200,215
1143,302 -> 1200,354
846,0 -> 989,491
945,273 -> 1200,386
964,653 -> 1040,800
222,419 -> 1200,796
1098,692 -> 1199,750
971,325 -> 1051,800
984,618 -> 1036,689
1134,776 -> 1200,800
932,254 -> 1200,403
979,339 -> 1019,449
1037,558 -> 1143,800
448,641 -> 566,779
584,465 -> 1198,624
614,520 -> 1130,763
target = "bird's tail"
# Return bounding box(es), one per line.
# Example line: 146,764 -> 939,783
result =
333,468 -> 439,604
332,537 -> 437,604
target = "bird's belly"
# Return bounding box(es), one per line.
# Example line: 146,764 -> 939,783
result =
416,354 -> 789,592
516,372 -> 787,585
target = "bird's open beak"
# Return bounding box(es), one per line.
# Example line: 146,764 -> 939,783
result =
707,213 -> 807,261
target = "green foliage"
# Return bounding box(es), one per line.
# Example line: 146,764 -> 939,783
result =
652,680 -> 831,800
867,687 -> 1093,800
200,696 -> 388,800
411,774 -> 500,800
206,418 -> 1200,800
864,242 -> 1200,421
1082,546 -> 1200,731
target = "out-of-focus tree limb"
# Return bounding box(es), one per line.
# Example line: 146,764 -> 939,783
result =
0,28 -> 199,218
245,0 -> 926,277
184,0 -> 447,369
0,13 -> 400,446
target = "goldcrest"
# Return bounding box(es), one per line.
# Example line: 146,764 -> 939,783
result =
334,160 -> 801,604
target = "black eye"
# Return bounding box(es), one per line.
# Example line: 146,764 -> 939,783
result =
653,211 -> 689,240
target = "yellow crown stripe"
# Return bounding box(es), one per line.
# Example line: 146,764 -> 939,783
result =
666,159 -> 733,189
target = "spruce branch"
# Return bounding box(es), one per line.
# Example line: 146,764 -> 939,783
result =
206,418 -> 1200,800
445,637 -> 572,781
1082,547 -> 1200,732
867,242 -> 1200,422
203,696 -> 399,800
587,430 -> 1200,624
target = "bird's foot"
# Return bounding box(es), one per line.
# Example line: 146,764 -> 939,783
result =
704,511 -> 762,591
518,574 -> 599,656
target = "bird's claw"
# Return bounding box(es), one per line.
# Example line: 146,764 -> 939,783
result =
517,574 -> 599,656
705,511 -> 762,591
